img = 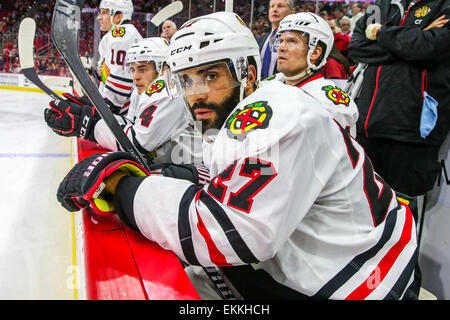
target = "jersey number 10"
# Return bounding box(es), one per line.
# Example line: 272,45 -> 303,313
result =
111,49 -> 126,66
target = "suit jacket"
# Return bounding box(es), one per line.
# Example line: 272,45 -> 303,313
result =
257,32 -> 278,78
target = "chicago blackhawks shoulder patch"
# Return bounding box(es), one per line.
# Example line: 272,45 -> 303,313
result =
321,85 -> 350,106
112,26 -> 126,38
145,80 -> 165,97
226,101 -> 273,141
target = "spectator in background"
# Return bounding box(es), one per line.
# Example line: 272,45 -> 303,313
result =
161,19 -> 177,43
322,45 -> 350,80
0,55 -> 5,72
319,10 -> 328,21
339,16 -> 352,36
348,2 -> 450,197
349,2 -> 364,32
331,5 -> 347,26
329,19 -> 351,59
257,0 -> 295,79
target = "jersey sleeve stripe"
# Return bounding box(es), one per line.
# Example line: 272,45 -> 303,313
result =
178,184 -> 203,265
194,191 -> 232,266
345,202 -> 414,300
109,73 -> 134,83
129,127 -> 150,155
383,248 -> 418,299
107,79 -> 133,91
312,203 -> 400,299
105,84 -> 131,97
198,190 -> 260,264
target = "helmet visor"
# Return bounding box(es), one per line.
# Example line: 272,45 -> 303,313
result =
167,61 -> 241,101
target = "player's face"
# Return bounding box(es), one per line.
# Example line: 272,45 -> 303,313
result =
130,62 -> 159,95
97,8 -> 112,31
177,62 -> 241,133
277,31 -> 309,78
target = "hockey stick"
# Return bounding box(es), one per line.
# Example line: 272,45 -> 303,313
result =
146,0 -> 238,301
18,17 -> 61,100
51,0 -> 149,170
146,0 -> 183,36
52,0 -> 238,301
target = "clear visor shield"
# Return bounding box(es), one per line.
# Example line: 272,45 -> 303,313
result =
166,61 -> 241,102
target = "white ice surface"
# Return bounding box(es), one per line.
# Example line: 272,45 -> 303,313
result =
0,89 -> 76,299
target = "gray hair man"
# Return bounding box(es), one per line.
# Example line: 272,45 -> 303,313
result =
256,0 -> 295,79
161,19 -> 177,42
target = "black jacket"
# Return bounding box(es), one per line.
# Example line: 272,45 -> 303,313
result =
349,0 -> 450,146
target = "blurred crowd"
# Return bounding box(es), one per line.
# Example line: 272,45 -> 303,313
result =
0,0 -> 370,77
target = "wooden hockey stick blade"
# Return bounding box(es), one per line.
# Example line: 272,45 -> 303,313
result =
147,1 -> 183,36
43,77 -> 72,87
18,17 -> 61,100
51,0 -> 150,170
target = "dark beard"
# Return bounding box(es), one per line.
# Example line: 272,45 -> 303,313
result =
190,85 -> 241,134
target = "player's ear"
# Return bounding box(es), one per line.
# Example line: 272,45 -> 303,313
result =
244,64 -> 257,96
159,63 -> 169,77
113,12 -> 124,24
310,46 -> 323,65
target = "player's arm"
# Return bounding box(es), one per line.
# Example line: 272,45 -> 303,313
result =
348,1 -> 397,65
94,88 -> 187,158
56,96 -> 325,267
375,13 -> 450,63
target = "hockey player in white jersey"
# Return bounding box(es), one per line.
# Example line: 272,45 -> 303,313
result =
44,37 -> 202,167
96,0 -> 143,115
269,12 -> 359,137
55,12 -> 420,300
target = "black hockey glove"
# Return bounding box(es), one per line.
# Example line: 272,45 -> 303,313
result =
63,92 -> 120,114
62,92 -> 91,106
152,163 -> 211,185
44,97 -> 100,140
57,152 -> 150,216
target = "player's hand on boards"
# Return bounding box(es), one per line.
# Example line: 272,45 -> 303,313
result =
57,152 -> 150,216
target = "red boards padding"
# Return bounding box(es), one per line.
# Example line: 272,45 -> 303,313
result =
77,139 -> 200,300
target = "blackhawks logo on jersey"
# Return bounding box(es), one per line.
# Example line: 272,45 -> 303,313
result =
321,85 -> 350,106
145,80 -> 165,97
112,26 -> 126,38
226,101 -> 273,141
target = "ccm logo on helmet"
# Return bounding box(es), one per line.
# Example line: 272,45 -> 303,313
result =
171,45 -> 192,55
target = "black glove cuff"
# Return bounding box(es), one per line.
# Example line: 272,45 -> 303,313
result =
79,106 -> 101,142
113,175 -> 147,231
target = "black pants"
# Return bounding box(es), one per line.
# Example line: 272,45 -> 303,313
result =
356,136 -> 441,197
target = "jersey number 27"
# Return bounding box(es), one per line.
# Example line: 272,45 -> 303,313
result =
207,158 -> 277,214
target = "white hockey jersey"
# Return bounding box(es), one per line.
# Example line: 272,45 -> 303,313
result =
97,23 -> 143,115
268,71 -> 359,137
94,77 -> 203,164
117,81 -> 418,299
